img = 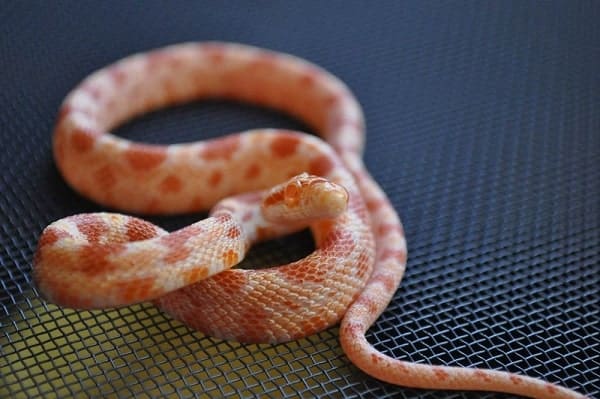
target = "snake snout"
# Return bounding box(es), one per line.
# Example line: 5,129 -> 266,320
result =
262,173 -> 348,224
308,179 -> 349,219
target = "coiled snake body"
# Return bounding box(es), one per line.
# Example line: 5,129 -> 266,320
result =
33,43 -> 586,398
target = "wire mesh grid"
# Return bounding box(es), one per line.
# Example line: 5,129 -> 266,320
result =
1,1 -> 599,398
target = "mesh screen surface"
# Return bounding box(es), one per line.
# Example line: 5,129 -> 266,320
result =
1,1 -> 599,398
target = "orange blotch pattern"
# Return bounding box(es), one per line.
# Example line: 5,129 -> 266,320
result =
161,226 -> 203,264
244,163 -> 261,179
341,321 -> 364,337
433,367 -> 450,381
227,226 -> 241,239
109,66 -> 127,85
324,94 -> 340,107
37,228 -> 71,248
473,370 -> 492,383
125,144 -> 167,171
299,72 -> 317,87
125,218 -> 159,242
509,375 -> 523,385
209,170 -> 223,187
355,296 -> 379,315
546,384 -> 558,395
76,243 -> 124,276
163,244 -> 192,264
242,210 -> 254,222
181,267 -> 209,285
204,43 -> 226,63
200,136 -> 240,160
354,251 -> 372,281
83,84 -> 102,100
270,135 -> 300,158
72,214 -> 108,243
214,212 -> 232,223
115,277 -> 157,303
71,129 -> 96,153
93,165 -> 117,191
371,274 -> 397,293
308,155 -> 334,176
221,249 -> 239,267
34,228 -> 72,266
159,174 -> 183,194
366,198 -> 386,212
377,223 -> 403,236
379,249 -> 407,263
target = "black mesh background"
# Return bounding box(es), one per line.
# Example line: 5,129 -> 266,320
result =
1,1 -> 599,398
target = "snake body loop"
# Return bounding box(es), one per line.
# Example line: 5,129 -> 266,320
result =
34,43 -> 586,398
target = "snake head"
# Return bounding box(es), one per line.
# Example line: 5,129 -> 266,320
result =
261,173 -> 348,223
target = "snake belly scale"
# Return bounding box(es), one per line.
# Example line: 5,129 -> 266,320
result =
33,43 -> 587,398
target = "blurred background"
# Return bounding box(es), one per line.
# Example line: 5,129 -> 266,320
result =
1,1 -> 598,398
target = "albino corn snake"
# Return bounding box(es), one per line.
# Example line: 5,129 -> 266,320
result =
33,42 -> 587,398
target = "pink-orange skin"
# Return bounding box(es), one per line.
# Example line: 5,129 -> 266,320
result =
33,43 -> 586,399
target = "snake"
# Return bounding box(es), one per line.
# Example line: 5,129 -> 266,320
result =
32,42 -> 587,399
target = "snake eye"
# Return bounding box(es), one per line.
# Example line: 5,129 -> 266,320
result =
284,181 -> 302,207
